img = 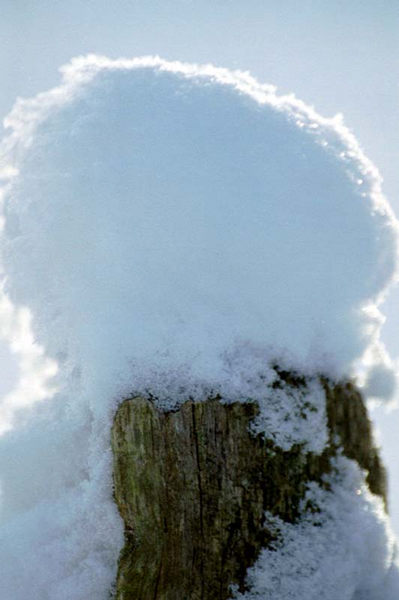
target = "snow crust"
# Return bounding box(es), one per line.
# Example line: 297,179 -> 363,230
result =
0,55 -> 398,598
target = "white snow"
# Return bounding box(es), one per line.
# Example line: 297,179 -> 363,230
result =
232,457 -> 399,600
221,360 -> 329,453
0,55 -> 398,598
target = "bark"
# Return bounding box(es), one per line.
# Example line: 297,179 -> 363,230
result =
111,376 -> 386,600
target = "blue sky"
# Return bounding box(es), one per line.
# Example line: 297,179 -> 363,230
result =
2,0 -> 399,531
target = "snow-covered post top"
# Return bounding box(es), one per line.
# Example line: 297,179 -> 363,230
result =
1,55 -> 398,410
0,56 -> 398,600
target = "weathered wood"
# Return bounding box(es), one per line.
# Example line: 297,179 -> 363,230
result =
323,379 -> 386,502
111,377 -> 386,600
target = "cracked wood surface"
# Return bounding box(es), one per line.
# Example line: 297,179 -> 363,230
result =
111,380 -> 386,600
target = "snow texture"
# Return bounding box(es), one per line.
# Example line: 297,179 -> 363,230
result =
220,361 -> 329,453
232,457 -> 399,600
0,55 -> 397,598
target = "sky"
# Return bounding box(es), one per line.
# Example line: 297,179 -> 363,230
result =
1,0 -> 399,531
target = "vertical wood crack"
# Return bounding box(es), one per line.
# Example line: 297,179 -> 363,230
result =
192,403 -> 205,599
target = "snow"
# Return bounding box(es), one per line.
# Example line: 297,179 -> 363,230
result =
364,362 -> 398,403
0,55 -> 397,598
232,457 -> 399,600
221,361 -> 329,453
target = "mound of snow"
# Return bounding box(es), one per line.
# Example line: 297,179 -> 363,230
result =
0,55 -> 397,599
